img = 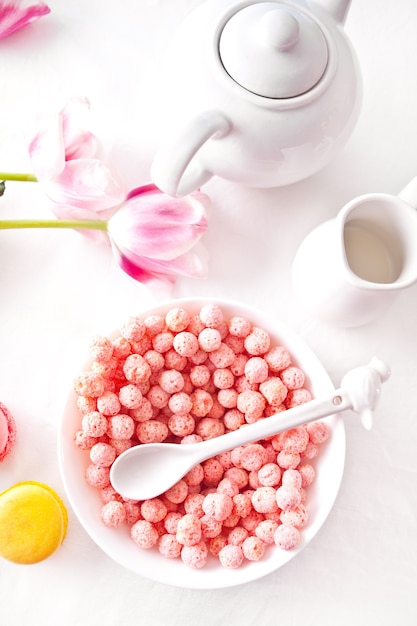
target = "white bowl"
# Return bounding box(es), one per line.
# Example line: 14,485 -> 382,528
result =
58,297 -> 345,589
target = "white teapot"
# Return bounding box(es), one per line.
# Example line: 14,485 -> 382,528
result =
150,0 -> 362,197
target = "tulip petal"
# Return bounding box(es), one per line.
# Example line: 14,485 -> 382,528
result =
27,112 -> 65,181
0,1 -> 50,38
61,96 -> 99,161
108,188 -> 209,261
111,241 -> 208,284
43,158 -> 126,214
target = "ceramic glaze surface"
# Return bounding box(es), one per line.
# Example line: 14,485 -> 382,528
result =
150,0 -> 362,196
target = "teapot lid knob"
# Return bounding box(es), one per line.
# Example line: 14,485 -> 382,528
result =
219,3 -> 329,99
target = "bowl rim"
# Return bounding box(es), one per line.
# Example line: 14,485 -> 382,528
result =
58,297 -> 346,589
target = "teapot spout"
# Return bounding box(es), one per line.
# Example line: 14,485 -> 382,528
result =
310,0 -> 352,23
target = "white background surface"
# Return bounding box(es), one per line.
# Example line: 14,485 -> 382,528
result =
0,1 -> 416,624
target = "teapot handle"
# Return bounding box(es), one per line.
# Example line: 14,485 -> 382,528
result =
151,110 -> 231,197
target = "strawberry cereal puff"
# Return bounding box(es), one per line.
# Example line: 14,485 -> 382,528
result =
72,302 -> 333,571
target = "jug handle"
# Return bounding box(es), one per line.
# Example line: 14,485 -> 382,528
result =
398,176 -> 417,209
151,110 -> 231,197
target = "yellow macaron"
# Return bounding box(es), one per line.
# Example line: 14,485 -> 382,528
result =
0,481 -> 68,564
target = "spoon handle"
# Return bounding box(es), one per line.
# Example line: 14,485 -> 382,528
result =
193,388 -> 351,463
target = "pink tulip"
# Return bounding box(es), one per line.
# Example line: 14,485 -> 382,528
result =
0,0 -> 50,38
108,184 -> 210,284
27,96 -> 126,242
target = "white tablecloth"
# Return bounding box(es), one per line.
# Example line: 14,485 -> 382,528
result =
1,1 -> 416,624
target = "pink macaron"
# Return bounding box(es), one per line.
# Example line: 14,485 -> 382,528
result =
0,402 -> 16,462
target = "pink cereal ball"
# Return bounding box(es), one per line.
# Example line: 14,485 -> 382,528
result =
164,349 -> 188,371
244,357 -> 269,384
218,389 -> 239,410
147,385 -> 169,409
223,408 -> 246,430
176,513 -> 202,546
89,336 -> 114,362
144,314 -> 166,336
96,390 -> 121,416
165,307 -> 191,332
168,391 -> 193,414
230,354 -> 249,377
281,469 -> 302,489
164,479 -> 189,504
242,535 -> 265,561
130,398 -> 153,422
274,523 -> 301,550
248,469 -> 262,490
109,438 -> 132,456
189,365 -> 211,387
232,492 -> 252,517
107,414 -> 135,440
168,413 -> 195,437
196,417 -> 224,440
264,346 -> 292,372
152,331 -> 174,353
76,395 -> 97,415
244,327 -> 270,356
200,514 -> 223,539
240,510 -> 264,533
280,366 -> 305,390
218,544 -> 244,569
158,534 -> 182,559
208,397 -> 226,419
121,316 -> 146,342
225,467 -> 249,490
212,368 -> 234,390
257,462 -> 281,487
198,328 -> 222,352
255,519 -> 279,544
74,429 -> 97,450
217,477 -> 239,497
81,411 -> 108,437
123,354 -> 151,385
74,372 -> 105,398
280,504 -> 309,529
280,426 -> 309,454
184,492 -> 205,516
208,343 -> 235,368
141,498 -> 168,523
302,441 -> 319,459
306,420 -> 330,444
237,390 -> 266,423
164,511 -> 183,534
199,303 -> 224,328
131,520 -> 159,549
123,501 -> 141,525
223,334 -> 245,354
259,377 -> 288,406
209,534 -> 227,556
298,463 -> 315,487
111,336 -> 131,359
240,443 -> 266,471
228,316 -> 252,338
136,420 -> 169,444
276,486 -> 302,510
202,492 -> 233,521
143,349 -> 165,372
100,501 -> 126,527
159,369 -> 185,393
89,442 -> 116,467
251,486 -> 279,514
181,541 -> 208,569
191,389 -> 214,417
277,450 -> 301,470
228,526 -> 249,546
173,332 -> 199,357
285,388 -> 312,408
100,485 -> 120,504
85,464 -> 110,488
118,384 -> 143,410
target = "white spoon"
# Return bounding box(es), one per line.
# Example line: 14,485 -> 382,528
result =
110,357 -> 390,501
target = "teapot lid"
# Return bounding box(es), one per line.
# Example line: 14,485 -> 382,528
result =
219,2 -> 328,99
